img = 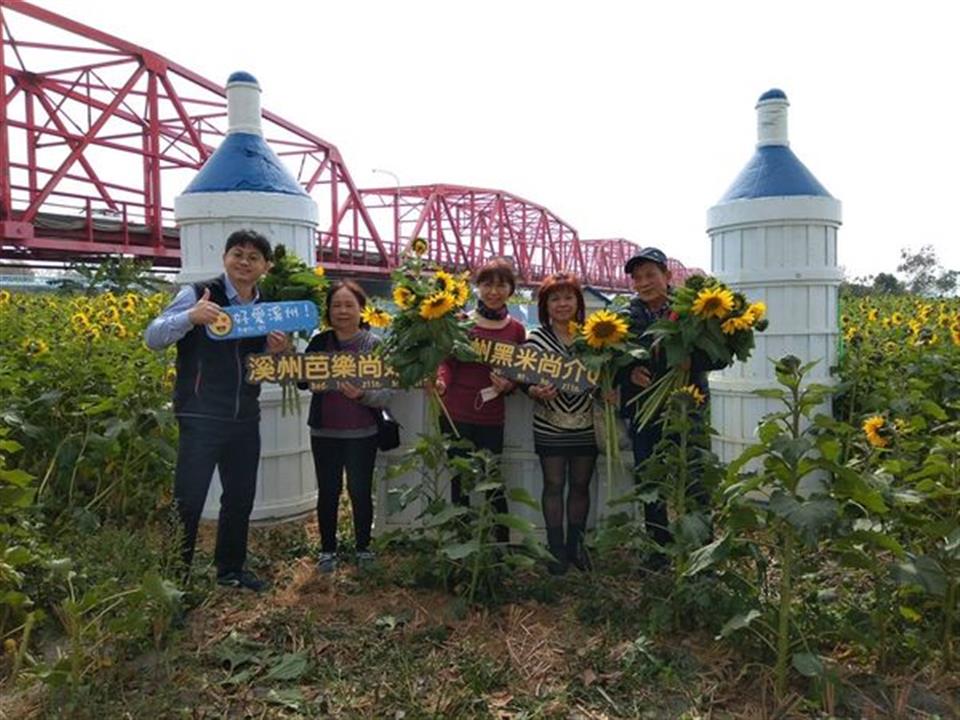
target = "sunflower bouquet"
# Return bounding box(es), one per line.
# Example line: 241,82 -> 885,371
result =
258,243 -> 329,413
378,238 -> 476,426
631,274 -> 768,431
569,302 -> 647,490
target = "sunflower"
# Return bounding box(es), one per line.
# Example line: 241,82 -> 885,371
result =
451,280 -> 470,307
867,308 -> 879,323
691,287 -> 734,320
108,322 -> 129,339
863,415 -> 889,448
164,367 -> 177,386
567,320 -> 581,336
71,312 -> 91,329
745,301 -> 766,322
434,270 -> 456,294
890,312 -> 903,326
20,338 -> 50,356
313,265 -> 326,278
393,285 -> 415,310
82,325 -> 102,342
673,384 -> 706,406
411,237 -> 429,256
583,309 -> 629,349
721,314 -> 754,335
120,297 -> 137,314
361,305 -> 392,329
951,329 -> 960,347
98,306 -> 121,324
0,289 -> 10,304
419,291 -> 456,320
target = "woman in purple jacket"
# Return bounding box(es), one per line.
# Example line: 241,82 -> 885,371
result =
304,280 -> 391,573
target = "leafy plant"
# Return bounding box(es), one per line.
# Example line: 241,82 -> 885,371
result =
712,356 -> 842,700
381,433 -> 549,603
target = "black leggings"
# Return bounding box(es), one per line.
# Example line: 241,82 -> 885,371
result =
439,417 -> 509,543
311,434 -> 378,553
538,454 -> 596,531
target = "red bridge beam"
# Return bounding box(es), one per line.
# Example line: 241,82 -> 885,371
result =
341,183 -> 586,287
0,0 -> 380,265
581,238 -> 705,291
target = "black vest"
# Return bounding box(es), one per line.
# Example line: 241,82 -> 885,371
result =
173,276 -> 266,421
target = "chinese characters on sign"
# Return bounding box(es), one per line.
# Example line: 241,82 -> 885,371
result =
246,352 -> 401,391
246,341 -> 597,393
206,301 -> 319,340
471,338 -> 598,393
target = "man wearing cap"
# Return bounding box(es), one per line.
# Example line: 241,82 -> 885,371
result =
619,247 -> 720,569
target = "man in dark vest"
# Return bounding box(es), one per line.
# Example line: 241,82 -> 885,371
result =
146,229 -> 287,591
619,247 -> 722,571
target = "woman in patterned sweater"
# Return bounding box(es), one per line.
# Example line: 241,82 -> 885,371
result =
525,273 -> 597,574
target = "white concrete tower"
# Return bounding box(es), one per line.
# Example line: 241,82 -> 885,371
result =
706,89 -> 842,464
174,71 -> 319,521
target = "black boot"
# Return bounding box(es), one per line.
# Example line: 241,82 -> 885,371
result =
545,526 -> 568,576
567,525 -> 592,572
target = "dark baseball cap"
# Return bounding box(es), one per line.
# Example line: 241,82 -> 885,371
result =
624,247 -> 668,275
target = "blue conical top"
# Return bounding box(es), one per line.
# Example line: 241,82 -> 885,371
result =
718,89 -> 832,202
183,72 -> 307,197
183,134 -> 308,196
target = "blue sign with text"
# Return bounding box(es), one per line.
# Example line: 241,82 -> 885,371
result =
206,301 -> 319,340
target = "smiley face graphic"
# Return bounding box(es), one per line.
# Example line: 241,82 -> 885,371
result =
208,311 -> 234,338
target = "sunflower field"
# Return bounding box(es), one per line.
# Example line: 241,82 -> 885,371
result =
0,282 -> 958,717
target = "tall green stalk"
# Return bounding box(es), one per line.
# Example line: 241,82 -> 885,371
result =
775,530 -> 795,700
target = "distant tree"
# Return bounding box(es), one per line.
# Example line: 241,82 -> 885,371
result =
840,277 -> 873,297
872,272 -> 904,295
934,269 -> 958,296
51,255 -> 172,295
896,245 -> 957,296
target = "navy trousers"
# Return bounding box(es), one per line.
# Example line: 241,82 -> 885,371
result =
174,416 -> 260,575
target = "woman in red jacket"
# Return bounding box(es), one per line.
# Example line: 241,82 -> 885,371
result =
435,258 -> 525,543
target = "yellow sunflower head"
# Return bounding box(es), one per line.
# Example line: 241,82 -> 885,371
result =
434,270 -> 456,294
108,322 -> 129,339
745,301 -> 766,322
863,415 -> 889,448
0,289 -> 10,305
313,265 -> 326,278
672,384 -> 706,407
20,338 -> 50,356
952,329 -> 960,346
392,285 -> 415,310
867,308 -> 879,323
164,367 -> 177,386
361,305 -> 392,329
82,325 -> 102,342
452,280 -> 471,307
71,312 -> 91,329
419,291 -> 455,320
691,287 -> 735,320
721,314 -> 754,335
567,320 -> 581,336
583,309 -> 629,349
411,237 -> 429,256
890,312 -> 903,326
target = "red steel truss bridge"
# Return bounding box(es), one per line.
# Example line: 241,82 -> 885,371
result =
0,1 -> 701,291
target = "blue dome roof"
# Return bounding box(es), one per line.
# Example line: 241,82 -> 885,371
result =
758,88 -> 787,102
719,145 -> 831,202
183,132 -> 308,196
227,71 -> 258,84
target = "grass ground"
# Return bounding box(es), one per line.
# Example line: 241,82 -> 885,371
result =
2,519 -> 957,719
